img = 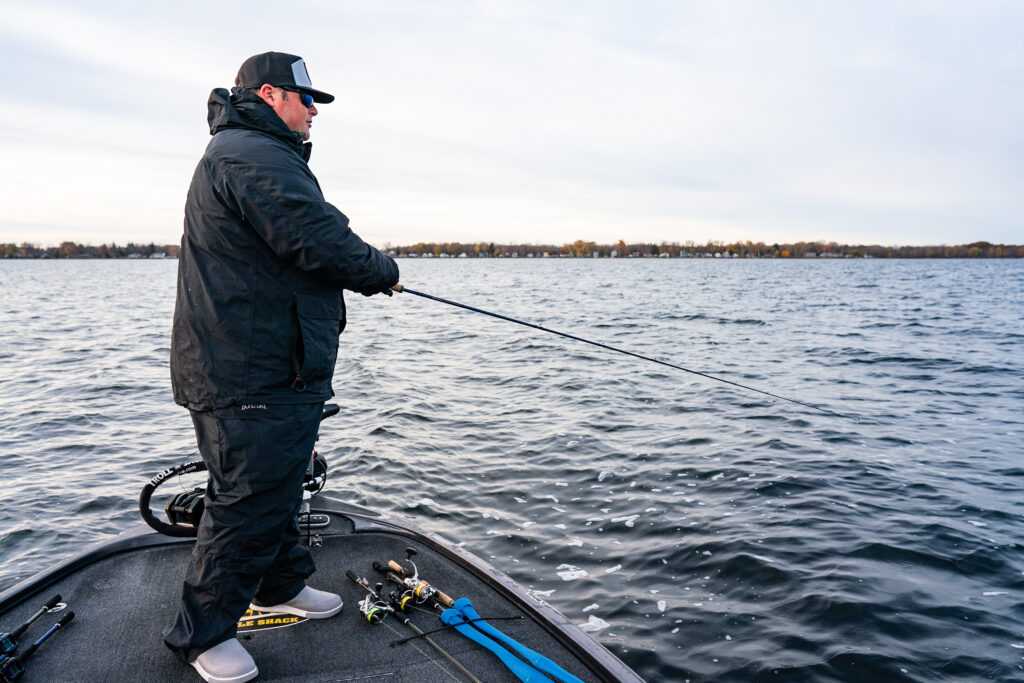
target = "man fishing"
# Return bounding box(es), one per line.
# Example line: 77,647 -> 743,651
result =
165,52 -> 399,683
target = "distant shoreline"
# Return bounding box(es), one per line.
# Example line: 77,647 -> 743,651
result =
3,239 -> 1021,259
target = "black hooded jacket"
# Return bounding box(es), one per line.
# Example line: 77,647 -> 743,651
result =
171,87 -> 399,411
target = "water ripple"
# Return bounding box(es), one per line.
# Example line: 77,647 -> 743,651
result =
1,259 -> 1023,681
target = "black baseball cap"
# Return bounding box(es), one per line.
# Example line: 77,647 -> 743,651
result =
235,52 -> 335,104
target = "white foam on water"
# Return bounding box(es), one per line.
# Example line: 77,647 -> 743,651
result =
606,564 -> 622,573
983,591 -> 1007,596
658,600 -> 667,612
968,521 -> 987,527
567,537 -> 583,547
598,471 -> 613,481
612,515 -> 640,527
554,523 -> 567,529
582,603 -> 599,612
514,497 -> 527,503
578,615 -> 610,633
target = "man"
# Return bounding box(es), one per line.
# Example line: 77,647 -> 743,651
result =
166,52 -> 399,683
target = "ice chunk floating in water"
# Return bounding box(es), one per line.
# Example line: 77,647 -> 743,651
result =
578,615 -> 610,633
557,564 -> 588,581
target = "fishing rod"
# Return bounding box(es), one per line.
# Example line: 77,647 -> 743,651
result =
0,612 -> 74,681
378,549 -> 582,683
0,595 -> 62,658
372,553 -> 550,682
391,284 -> 851,420
346,570 -> 481,683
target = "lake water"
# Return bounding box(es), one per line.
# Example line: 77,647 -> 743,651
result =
1,258 -> 1022,681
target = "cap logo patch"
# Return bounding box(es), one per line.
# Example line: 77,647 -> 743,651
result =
291,59 -> 313,88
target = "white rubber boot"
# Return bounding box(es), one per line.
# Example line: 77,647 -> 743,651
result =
250,585 -> 343,619
191,638 -> 258,683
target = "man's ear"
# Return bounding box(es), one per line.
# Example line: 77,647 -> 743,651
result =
257,83 -> 277,104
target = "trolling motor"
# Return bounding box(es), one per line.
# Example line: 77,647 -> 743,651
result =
138,403 -> 339,537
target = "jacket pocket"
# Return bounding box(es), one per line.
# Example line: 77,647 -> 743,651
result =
292,293 -> 343,391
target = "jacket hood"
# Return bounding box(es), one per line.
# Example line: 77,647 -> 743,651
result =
207,87 -> 310,157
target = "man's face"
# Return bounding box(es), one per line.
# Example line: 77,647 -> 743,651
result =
267,87 -> 317,141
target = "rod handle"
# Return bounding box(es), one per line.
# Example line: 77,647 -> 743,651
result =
434,589 -> 454,608
391,284 -> 404,293
387,559 -> 404,574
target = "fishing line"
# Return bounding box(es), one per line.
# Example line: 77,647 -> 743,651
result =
391,285 -> 852,421
379,618 -> 462,683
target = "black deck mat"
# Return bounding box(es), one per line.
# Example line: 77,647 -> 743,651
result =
0,514 -> 600,682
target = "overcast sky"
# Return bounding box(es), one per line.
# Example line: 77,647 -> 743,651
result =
1,0 -> 1021,248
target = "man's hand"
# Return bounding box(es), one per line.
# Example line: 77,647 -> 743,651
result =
359,284 -> 394,297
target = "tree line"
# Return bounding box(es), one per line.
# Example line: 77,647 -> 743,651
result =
2,242 -> 180,259
4,239 -> 1022,260
387,239 -> 1024,259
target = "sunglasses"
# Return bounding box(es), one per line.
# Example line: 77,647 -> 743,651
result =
278,87 -> 315,108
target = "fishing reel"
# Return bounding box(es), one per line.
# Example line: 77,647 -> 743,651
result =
387,586 -> 417,613
372,547 -> 443,606
346,571 -> 392,624
359,585 -> 391,625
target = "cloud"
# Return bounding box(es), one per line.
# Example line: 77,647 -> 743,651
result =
1,1 -> 1022,247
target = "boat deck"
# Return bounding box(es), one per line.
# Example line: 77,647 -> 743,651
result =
0,499 -> 639,682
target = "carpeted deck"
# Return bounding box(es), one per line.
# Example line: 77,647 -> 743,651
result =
0,503 -> 610,682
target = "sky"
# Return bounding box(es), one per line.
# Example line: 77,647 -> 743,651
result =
1,0 -> 1021,248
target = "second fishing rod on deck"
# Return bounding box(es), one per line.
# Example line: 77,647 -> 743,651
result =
388,284 -> 852,421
